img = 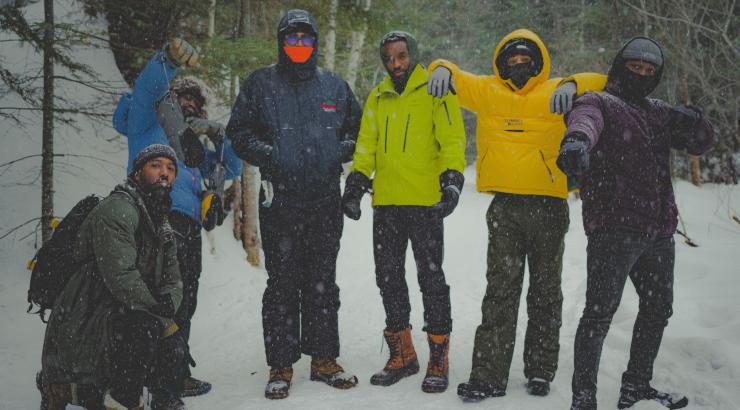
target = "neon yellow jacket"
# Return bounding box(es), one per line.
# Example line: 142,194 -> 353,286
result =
352,64 -> 466,206
429,29 -> 606,198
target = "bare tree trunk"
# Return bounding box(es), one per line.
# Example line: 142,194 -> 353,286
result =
346,27 -> 366,90
41,0 -> 54,243
324,0 -> 338,71
678,71 -> 702,186
208,0 -> 217,38
241,166 -> 260,266
230,179 -> 241,240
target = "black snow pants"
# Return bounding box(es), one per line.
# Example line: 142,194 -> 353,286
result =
108,310 -> 186,408
259,199 -> 344,367
572,230 -> 674,401
373,206 -> 451,335
170,211 -> 203,380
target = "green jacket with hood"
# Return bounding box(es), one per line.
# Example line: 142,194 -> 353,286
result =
41,181 -> 182,386
352,63 -> 467,206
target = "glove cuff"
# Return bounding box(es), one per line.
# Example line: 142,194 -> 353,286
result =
564,132 -> 589,146
346,171 -> 371,192
439,169 -> 464,191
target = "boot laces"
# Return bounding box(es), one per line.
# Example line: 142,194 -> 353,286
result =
269,367 -> 293,382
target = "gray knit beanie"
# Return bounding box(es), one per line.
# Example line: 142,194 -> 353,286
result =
130,144 -> 178,176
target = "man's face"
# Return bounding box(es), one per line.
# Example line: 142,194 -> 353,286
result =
178,93 -> 202,118
135,157 -> 176,189
506,54 -> 531,67
382,40 -> 410,78
625,59 -> 657,77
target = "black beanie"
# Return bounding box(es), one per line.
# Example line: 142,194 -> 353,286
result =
130,144 -> 178,176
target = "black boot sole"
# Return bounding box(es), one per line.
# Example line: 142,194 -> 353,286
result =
370,360 -> 420,386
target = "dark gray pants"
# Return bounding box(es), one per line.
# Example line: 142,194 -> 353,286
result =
373,206 -> 451,335
572,230 -> 674,401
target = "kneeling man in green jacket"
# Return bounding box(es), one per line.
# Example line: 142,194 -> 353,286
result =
41,144 -> 186,410
342,31 -> 466,394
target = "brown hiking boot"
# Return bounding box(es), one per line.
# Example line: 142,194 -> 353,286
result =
265,367 -> 293,400
370,327 -> 420,386
310,358 -> 359,389
422,333 -> 450,393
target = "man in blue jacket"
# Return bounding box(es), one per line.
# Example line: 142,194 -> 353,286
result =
227,9 -> 361,400
113,38 -> 243,409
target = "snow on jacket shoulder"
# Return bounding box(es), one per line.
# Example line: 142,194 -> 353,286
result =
113,51 -> 242,223
565,90 -> 715,236
429,28 -> 607,198
226,65 -> 362,207
353,64 -> 466,206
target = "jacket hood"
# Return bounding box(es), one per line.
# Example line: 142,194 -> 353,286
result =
276,9 -> 319,81
492,29 -> 551,94
379,31 -> 419,94
606,36 -> 664,101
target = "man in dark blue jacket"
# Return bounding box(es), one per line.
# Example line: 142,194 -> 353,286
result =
226,9 -> 362,400
113,39 -> 243,408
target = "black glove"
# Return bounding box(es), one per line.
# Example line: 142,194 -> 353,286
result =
339,140 -> 356,163
201,192 -> 225,231
431,169 -> 464,218
181,128 -> 205,168
556,132 -> 590,177
669,104 -> 702,132
150,294 -> 175,319
342,171 -> 371,220
187,118 -> 225,144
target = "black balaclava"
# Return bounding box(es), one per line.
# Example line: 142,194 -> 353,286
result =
495,38 -> 543,89
276,9 -> 319,82
607,37 -> 664,102
379,31 -> 419,95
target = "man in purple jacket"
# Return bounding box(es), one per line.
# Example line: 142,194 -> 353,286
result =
557,37 -> 715,410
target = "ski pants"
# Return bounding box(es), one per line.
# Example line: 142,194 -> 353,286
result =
373,205 -> 452,335
572,230 -> 674,400
259,200 -> 343,367
108,310 -> 186,408
170,211 -> 203,380
470,193 -> 569,389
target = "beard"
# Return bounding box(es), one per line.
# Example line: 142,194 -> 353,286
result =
139,179 -> 173,224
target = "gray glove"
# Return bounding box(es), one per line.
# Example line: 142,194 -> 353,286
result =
550,81 -> 577,114
427,66 -> 453,98
187,118 -> 224,144
164,38 -> 199,67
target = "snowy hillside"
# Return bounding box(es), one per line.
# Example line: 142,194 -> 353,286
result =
2,2 -> 740,410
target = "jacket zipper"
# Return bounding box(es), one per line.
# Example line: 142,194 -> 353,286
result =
539,150 -> 555,183
402,113 -> 410,152
384,116 -> 389,153
442,101 -> 452,125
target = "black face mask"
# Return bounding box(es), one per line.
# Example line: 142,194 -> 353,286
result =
619,68 -> 659,100
508,63 -> 534,89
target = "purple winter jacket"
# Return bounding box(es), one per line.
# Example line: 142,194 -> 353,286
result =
564,84 -> 715,237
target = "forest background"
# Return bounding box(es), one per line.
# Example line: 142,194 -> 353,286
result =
0,0 -> 737,247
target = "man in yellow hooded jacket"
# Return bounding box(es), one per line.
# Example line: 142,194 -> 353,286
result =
427,29 -> 606,401
342,31 -> 466,394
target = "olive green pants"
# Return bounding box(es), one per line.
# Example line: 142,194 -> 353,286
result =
469,193 -> 569,389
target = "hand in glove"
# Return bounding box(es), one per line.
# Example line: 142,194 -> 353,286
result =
550,81 -> 577,114
668,105 -> 702,132
180,128 -> 205,168
150,294 -> 176,319
201,192 -> 225,231
427,66 -> 454,98
164,38 -> 199,67
342,171 -> 371,220
187,118 -> 225,144
556,133 -> 590,177
339,140 -> 356,163
431,169 -> 464,218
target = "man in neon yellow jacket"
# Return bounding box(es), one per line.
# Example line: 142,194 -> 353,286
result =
427,28 -> 606,401
342,31 -> 466,394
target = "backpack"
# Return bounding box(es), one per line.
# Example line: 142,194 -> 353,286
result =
27,195 -> 101,322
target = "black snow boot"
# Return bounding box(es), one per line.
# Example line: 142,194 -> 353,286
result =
180,376 -> 212,398
526,377 -> 550,396
457,379 -> 506,402
617,382 -> 688,409
150,392 -> 185,410
571,390 -> 597,410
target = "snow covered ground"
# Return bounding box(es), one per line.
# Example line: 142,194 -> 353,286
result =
2,2 -> 740,409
